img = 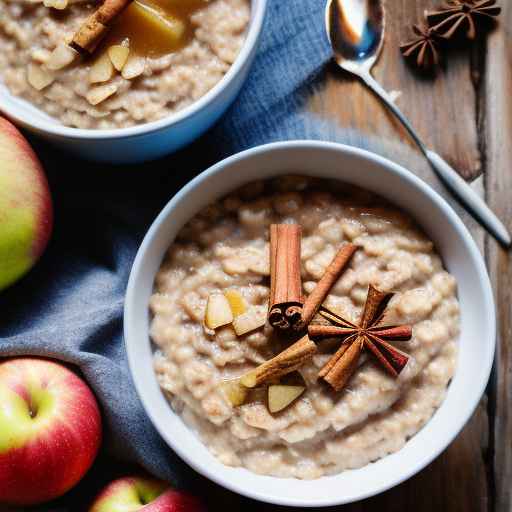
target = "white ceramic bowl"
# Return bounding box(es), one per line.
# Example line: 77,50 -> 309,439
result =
124,141 -> 495,507
0,0 -> 267,163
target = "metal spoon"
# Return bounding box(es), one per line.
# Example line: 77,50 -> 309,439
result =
325,0 -> 511,247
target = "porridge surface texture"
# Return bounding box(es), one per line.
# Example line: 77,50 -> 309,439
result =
150,177 -> 460,479
0,0 -> 250,129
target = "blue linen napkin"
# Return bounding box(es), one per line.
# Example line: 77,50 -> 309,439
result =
0,0 -> 424,509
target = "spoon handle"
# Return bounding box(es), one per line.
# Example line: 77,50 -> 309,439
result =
360,71 -> 511,248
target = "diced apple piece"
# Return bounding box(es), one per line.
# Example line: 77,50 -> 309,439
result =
27,64 -> 55,91
108,45 -> 130,71
224,289 -> 247,317
232,309 -> 266,336
121,56 -> 146,80
128,1 -> 186,43
220,379 -> 248,407
268,385 -> 305,413
205,293 -> 233,330
46,43 -> 79,71
240,369 -> 295,389
31,48 -> 51,64
89,51 -> 114,84
239,370 -> 257,389
86,84 -> 118,106
44,0 -> 68,10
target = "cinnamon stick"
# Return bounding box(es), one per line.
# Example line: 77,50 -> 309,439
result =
309,324 -> 356,340
240,336 -> 317,388
268,224 -> 303,330
360,285 -> 393,328
317,338 -> 352,378
72,0 -> 133,53
369,325 -> 413,342
364,335 -> 410,376
319,307 -> 357,328
322,336 -> 364,391
300,243 -> 358,328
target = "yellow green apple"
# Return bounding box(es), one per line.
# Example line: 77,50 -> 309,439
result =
0,117 -> 53,291
89,476 -> 206,512
0,358 -> 102,506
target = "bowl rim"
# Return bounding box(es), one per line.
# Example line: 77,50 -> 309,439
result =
0,0 -> 267,140
124,140 -> 496,506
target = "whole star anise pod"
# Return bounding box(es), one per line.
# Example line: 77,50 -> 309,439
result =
427,0 -> 502,40
400,23 -> 441,69
308,284 -> 412,391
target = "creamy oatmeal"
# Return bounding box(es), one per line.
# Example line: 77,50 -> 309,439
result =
150,176 -> 459,479
0,0 -> 250,129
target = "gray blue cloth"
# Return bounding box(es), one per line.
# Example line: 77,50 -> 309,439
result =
0,1 -> 442,509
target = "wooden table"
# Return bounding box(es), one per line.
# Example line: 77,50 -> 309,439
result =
201,1 -> 511,510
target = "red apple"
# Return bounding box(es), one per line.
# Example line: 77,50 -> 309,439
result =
0,116 -> 53,291
0,358 -> 102,505
89,476 -> 206,512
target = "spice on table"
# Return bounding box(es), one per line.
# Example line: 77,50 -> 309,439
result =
268,224 -> 304,331
427,0 -> 502,40
300,243 -> 358,329
240,335 -> 317,388
400,24 -> 441,69
72,0 -> 134,53
308,284 -> 412,392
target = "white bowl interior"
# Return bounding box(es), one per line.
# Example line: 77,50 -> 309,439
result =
0,0 -> 266,140
124,141 -> 495,507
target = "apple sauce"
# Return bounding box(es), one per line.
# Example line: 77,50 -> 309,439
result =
0,0 -> 250,129
150,176 -> 460,479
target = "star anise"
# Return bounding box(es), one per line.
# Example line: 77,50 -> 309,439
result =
400,23 -> 441,69
308,284 -> 412,391
427,0 -> 502,40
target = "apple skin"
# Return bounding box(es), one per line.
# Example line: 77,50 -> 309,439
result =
89,477 -> 207,512
0,116 -> 53,291
0,358 -> 102,506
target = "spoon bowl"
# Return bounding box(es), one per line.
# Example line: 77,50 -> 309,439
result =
326,0 -> 384,72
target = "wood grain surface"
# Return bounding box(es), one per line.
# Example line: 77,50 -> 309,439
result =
485,2 -> 512,511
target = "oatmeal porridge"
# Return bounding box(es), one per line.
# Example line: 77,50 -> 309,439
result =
0,0 -> 250,129
150,176 -> 459,479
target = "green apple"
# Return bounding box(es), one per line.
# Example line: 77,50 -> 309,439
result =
89,476 -> 206,512
0,117 -> 53,291
0,358 -> 102,506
